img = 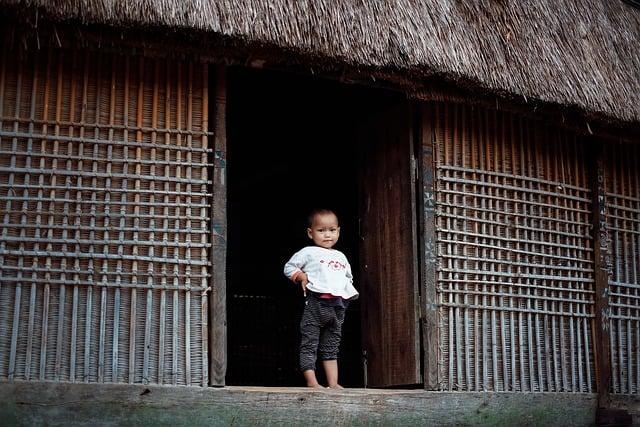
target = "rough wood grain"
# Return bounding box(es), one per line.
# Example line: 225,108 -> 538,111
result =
419,104 -> 439,390
591,140 -> 612,407
358,99 -> 420,387
0,382 -> 603,427
210,65 -> 227,387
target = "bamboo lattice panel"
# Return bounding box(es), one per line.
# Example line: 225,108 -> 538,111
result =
0,46 -> 211,386
605,141 -> 640,395
431,103 -> 596,392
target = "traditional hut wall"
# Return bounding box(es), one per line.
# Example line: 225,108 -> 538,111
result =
424,101 -> 597,392
604,141 -> 640,395
422,100 -> 640,396
0,43 -> 212,386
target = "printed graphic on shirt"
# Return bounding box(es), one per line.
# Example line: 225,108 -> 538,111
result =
319,259 -> 347,271
328,260 -> 346,271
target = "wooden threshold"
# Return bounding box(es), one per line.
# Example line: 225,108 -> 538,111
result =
0,381 -> 612,426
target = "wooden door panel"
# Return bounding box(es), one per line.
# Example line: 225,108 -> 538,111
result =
358,100 -> 421,387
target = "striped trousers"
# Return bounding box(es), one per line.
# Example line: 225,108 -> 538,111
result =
299,293 -> 346,372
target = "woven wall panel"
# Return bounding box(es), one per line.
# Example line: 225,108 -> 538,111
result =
0,46 -> 211,385
605,141 -> 640,395
430,102 -> 596,392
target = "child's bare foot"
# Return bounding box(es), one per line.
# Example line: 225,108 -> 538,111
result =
328,384 -> 343,389
303,369 -> 323,389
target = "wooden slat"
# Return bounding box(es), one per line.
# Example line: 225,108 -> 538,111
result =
591,140 -> 612,405
210,65 -> 227,386
420,104 -> 439,390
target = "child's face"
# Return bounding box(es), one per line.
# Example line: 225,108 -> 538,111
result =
307,213 -> 340,249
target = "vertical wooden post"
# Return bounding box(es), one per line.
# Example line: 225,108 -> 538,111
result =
590,139 -> 611,407
419,104 -> 439,390
209,65 -> 227,386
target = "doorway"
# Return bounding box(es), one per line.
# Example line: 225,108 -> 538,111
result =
225,67 -> 420,388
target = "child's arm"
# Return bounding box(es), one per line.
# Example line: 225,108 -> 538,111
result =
284,251 -> 309,296
345,262 -> 353,284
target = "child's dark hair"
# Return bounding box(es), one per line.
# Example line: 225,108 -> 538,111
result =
307,208 -> 338,227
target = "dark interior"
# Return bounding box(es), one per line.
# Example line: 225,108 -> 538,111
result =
226,67 -> 380,387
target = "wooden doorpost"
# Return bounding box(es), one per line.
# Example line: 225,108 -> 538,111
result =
210,65 -> 227,386
418,104 -> 439,390
590,139 -> 611,407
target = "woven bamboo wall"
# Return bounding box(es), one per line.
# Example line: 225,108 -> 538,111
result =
0,46 -> 211,385
605,141 -> 640,395
430,102 -> 596,392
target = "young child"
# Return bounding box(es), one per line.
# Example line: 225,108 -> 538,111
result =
283,209 -> 358,389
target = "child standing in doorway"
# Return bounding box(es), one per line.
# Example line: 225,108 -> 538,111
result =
283,209 -> 358,388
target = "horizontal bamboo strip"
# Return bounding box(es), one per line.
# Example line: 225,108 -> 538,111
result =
604,204 -> 640,217
610,281 -> 640,291
438,277 -> 594,296
439,211 -> 589,239
0,130 -> 212,153
438,238 -> 594,262
0,151 -> 212,169
0,116 -> 214,137
440,253 -> 593,274
607,226 -> 640,236
0,249 -> 209,266
438,164 -> 590,194
604,192 -> 640,205
0,223 -> 210,235
439,175 -> 591,203
0,209 -> 210,222
438,187 -> 592,215
0,183 -> 213,198
438,287 -> 594,306
609,292 -> 640,302
437,201 -> 592,228
440,299 -> 594,318
1,196 -> 208,210
0,167 -> 211,186
0,236 -> 210,249
1,265 -> 209,279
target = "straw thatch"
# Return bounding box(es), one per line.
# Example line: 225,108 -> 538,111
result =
2,0 -> 640,124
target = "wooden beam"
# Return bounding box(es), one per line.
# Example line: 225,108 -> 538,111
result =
590,139 -> 612,408
209,65 -> 227,386
418,103 -> 439,390
0,382 -> 602,426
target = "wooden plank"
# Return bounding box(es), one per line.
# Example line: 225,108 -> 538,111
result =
590,140 -> 612,407
359,97 -> 420,387
210,65 -> 227,386
0,382 -> 600,427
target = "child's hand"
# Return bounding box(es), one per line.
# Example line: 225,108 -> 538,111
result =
298,273 -> 309,296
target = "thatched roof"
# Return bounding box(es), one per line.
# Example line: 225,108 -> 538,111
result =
2,0 -> 640,124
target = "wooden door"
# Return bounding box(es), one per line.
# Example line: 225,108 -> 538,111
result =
358,99 -> 421,387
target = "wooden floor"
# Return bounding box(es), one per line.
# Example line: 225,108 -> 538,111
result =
0,381 -> 621,426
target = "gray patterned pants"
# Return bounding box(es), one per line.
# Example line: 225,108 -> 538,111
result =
299,294 -> 346,372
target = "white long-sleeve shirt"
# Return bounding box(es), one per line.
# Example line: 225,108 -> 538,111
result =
283,246 -> 359,300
